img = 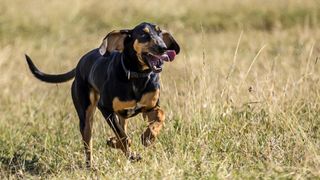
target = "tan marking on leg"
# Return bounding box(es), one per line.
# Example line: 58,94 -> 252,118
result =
89,89 -> 100,103
119,116 -> 129,133
107,116 -> 131,149
118,115 -> 141,161
83,90 -> 99,167
141,107 -> 165,147
107,115 -> 140,161
140,89 -> 160,110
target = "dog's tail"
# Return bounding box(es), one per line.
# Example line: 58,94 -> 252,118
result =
25,54 -> 76,83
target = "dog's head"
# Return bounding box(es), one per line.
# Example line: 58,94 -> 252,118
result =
99,22 -> 180,73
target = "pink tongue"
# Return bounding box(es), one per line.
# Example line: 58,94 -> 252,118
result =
166,50 -> 176,61
159,50 -> 176,62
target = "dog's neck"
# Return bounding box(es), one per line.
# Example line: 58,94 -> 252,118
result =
114,45 -> 152,81
122,49 -> 142,73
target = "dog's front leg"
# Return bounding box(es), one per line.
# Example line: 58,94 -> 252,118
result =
141,107 -> 165,147
106,116 -> 132,149
100,111 -> 140,161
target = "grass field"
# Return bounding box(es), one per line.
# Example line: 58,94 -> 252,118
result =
0,0 -> 320,179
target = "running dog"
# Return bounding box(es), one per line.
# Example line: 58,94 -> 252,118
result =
25,22 -> 180,167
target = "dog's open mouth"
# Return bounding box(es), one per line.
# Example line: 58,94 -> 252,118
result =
143,50 -> 176,73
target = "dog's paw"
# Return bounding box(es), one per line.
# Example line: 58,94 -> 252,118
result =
141,128 -> 156,147
107,137 -> 119,148
127,152 -> 142,162
107,137 -> 131,149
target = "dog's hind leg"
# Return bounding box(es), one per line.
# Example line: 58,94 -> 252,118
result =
71,80 -> 98,168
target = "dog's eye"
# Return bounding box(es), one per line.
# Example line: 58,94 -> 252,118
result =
141,33 -> 149,38
140,33 -> 150,41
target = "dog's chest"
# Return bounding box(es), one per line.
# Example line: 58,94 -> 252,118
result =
112,89 -> 159,117
115,101 -> 144,117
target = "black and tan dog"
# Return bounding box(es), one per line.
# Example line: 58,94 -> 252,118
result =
25,22 -> 180,167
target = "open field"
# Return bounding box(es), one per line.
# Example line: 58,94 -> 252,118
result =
0,0 -> 320,179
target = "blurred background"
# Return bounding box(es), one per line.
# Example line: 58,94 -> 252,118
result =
0,0 -> 319,178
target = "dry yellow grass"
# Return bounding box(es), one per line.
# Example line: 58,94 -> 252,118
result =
0,0 -> 320,179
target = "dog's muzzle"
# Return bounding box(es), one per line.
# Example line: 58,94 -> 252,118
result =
143,50 -> 176,73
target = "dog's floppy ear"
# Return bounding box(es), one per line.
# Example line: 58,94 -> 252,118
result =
99,29 -> 131,55
162,30 -> 180,54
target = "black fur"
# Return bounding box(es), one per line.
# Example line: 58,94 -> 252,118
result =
25,54 -> 75,83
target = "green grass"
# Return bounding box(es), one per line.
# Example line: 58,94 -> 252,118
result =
0,0 -> 320,179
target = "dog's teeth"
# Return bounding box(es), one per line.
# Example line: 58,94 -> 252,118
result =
153,65 -> 162,71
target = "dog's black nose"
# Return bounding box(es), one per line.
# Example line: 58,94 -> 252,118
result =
157,44 -> 167,54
